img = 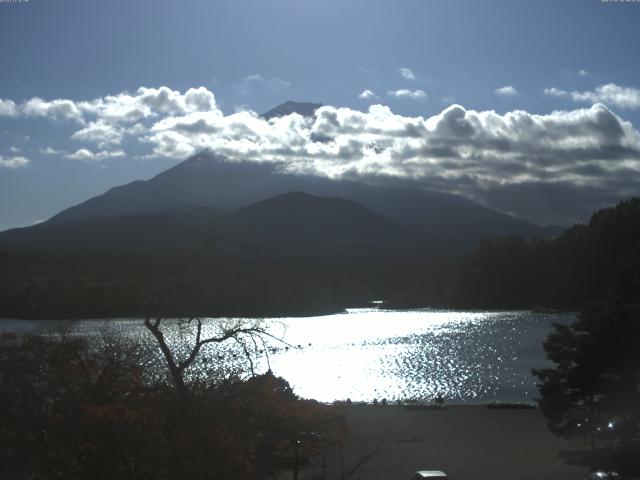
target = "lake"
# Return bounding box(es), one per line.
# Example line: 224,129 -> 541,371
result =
0,308 -> 573,404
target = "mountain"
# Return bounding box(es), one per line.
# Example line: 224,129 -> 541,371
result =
213,191 -> 411,257
0,191 -> 409,257
219,191 -> 397,240
0,207 -> 222,255
28,151 -> 559,255
261,101 -> 322,120
45,153 -> 295,224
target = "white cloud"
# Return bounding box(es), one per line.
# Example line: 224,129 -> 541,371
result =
71,120 -> 124,147
239,74 -> 291,94
138,97 -> 640,202
0,86 -> 221,153
39,147 -> 68,155
578,69 -> 589,77
545,83 -> 640,110
66,148 -> 126,162
77,86 -> 218,123
387,89 -> 427,100
494,86 -> 519,97
398,68 -> 416,80
358,89 -> 378,100
1,86 -> 218,130
543,87 -> 568,98
0,155 -> 29,168
21,97 -> 83,121
1,85 -> 639,216
0,99 -> 17,117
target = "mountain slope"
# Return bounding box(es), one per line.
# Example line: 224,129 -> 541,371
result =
212,191 -> 411,257
0,192 -> 409,257
0,207 -> 222,255
36,151 -> 557,255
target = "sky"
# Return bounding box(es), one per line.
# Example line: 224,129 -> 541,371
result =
1,0 -> 640,230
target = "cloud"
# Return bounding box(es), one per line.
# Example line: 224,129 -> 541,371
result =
71,120 -> 124,147
142,99 -> 639,196
398,68 -> 416,80
1,85 -> 639,223
543,87 -> 567,98
66,148 -> 126,162
0,155 -> 29,168
238,74 -> 291,95
0,86 -> 221,153
0,99 -> 17,117
21,97 -> 84,121
77,86 -> 218,123
494,86 -> 518,97
358,89 -> 378,100
544,83 -> 640,110
39,147 -> 68,155
387,89 -> 427,100
564,69 -> 590,78
153,101 -> 638,224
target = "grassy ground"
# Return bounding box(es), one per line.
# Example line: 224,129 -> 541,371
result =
333,405 -> 587,480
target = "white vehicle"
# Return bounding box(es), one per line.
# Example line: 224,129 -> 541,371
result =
412,471 -> 448,480
587,472 -> 620,480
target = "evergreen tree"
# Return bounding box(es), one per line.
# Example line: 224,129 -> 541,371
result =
534,298 -> 640,472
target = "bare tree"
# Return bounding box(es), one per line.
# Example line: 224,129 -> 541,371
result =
143,316 -> 281,399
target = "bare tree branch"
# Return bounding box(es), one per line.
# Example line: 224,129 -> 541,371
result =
144,315 -> 288,398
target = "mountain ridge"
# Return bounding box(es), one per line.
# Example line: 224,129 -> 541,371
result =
32,150 -> 561,255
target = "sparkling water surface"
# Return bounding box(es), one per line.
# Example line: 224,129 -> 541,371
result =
0,308 -> 573,403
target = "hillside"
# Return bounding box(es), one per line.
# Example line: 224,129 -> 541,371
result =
0,192 -> 410,258
448,197 -> 640,309
213,191 -> 409,257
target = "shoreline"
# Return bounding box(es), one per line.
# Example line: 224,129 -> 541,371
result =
0,305 -> 576,322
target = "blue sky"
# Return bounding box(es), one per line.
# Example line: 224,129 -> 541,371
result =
1,0 -> 640,229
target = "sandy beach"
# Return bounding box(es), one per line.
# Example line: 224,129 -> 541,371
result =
337,405 -> 587,480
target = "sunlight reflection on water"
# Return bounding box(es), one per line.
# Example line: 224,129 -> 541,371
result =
0,308 -> 574,403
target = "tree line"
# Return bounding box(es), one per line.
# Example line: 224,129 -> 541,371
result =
449,197 -> 640,309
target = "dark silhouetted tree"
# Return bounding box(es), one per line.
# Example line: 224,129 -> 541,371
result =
534,297 -> 640,473
143,316 -> 271,399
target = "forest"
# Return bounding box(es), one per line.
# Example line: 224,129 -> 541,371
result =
449,197 -> 640,309
1,197 -> 637,318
